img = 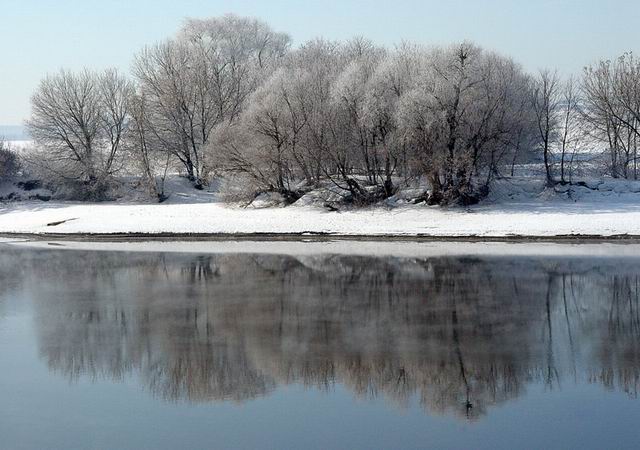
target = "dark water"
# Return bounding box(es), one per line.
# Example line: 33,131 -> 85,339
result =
1,244 -> 640,449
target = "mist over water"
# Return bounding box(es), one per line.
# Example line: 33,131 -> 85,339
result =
1,245 -> 640,449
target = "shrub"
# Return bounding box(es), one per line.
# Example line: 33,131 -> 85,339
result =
0,144 -> 20,180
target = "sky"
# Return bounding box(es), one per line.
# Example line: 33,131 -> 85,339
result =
1,0 -> 639,125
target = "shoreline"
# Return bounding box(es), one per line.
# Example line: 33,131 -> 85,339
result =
5,233 -> 640,259
3,231 -> 640,243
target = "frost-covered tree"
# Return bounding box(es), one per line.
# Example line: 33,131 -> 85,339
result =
213,38 -> 386,202
26,69 -> 132,199
291,38 -> 351,186
582,53 -> 640,179
327,39 -> 392,201
361,43 -> 420,191
133,15 -> 290,188
212,68 -> 312,201
213,38 -> 536,205
397,43 -> 534,204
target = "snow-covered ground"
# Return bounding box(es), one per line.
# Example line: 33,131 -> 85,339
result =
1,172 -> 640,238
0,200 -> 637,237
1,175 -> 640,238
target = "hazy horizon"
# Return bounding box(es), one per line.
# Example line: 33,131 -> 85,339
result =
1,0 -> 639,125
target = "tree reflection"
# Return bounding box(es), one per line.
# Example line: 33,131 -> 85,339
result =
5,247 -> 640,419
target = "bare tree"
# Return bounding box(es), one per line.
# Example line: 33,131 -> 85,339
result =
582,54 -> 640,179
557,77 -> 582,184
26,69 -> 133,199
127,92 -> 172,200
532,69 -> 561,186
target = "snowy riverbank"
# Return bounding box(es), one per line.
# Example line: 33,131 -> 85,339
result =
2,174 -> 640,239
1,197 -> 640,238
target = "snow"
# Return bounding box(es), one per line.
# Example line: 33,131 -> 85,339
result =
2,139 -> 32,153
2,175 -> 640,238
0,196 -> 639,237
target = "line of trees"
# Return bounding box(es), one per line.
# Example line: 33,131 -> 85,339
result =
213,40 -> 536,205
23,14 -> 640,204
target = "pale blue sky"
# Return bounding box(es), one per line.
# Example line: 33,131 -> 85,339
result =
1,0 -> 638,124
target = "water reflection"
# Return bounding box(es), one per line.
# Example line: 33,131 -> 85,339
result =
4,247 -> 640,419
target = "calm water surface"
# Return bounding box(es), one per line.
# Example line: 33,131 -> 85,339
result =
1,243 -> 640,449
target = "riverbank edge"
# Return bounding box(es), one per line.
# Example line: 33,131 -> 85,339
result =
2,232 -> 640,243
